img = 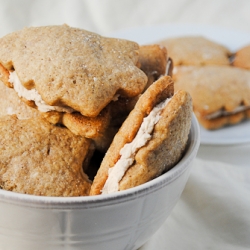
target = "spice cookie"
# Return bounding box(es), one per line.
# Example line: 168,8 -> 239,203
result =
90,75 -> 192,195
0,24 -> 148,118
159,36 -> 231,66
233,44 -> 250,69
173,65 -> 250,129
138,44 -> 170,79
0,116 -> 92,196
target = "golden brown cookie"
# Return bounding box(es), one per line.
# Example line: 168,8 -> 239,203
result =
61,106 -> 111,138
138,44 -> 168,79
0,116 -> 92,196
90,75 -> 192,195
173,65 -> 250,129
0,63 -> 10,87
42,96 -> 137,152
159,36 -> 231,66
0,24 -> 147,117
138,45 -> 173,91
233,44 -> 250,69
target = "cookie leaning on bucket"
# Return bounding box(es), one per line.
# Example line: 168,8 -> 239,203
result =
0,115 -> 92,197
90,75 -> 192,195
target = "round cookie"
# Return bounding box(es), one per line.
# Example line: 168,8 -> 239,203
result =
90,75 -> 192,195
173,65 -> 250,129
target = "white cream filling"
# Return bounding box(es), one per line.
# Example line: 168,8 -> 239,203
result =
205,105 -> 250,120
101,97 -> 171,194
8,71 -> 74,113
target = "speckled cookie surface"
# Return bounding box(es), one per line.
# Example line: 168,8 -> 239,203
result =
61,106 -> 111,138
118,90 -> 192,190
138,44 -> 168,79
233,44 -> 250,69
0,25 -> 147,117
0,80 -> 40,119
173,65 -> 250,129
90,76 -> 192,195
159,36 -> 231,66
0,116 -> 92,196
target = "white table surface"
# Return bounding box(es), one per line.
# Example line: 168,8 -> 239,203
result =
0,1 -> 249,249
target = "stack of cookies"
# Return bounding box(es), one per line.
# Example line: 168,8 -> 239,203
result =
0,25 -> 192,196
160,36 -> 250,130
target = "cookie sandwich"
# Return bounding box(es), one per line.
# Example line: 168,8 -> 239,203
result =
0,25 -> 149,148
173,65 -> 250,129
90,75 -> 192,195
0,25 -> 172,151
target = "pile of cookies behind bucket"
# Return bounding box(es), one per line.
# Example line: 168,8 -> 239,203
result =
159,36 -> 250,130
0,25 -> 192,197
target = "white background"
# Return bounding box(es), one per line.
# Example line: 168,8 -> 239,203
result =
1,0 -> 250,37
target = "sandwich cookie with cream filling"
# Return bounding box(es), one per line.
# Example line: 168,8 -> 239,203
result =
90,75 -> 192,195
0,25 -> 172,152
173,65 -> 250,129
0,25 -> 148,146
